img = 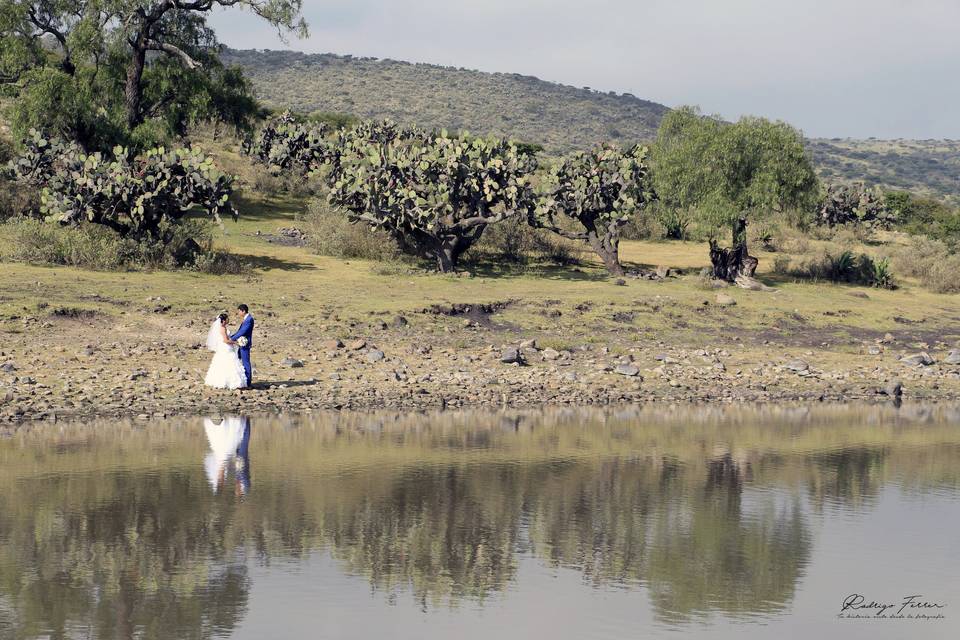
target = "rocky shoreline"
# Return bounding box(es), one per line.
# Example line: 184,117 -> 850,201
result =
3,309 -> 960,424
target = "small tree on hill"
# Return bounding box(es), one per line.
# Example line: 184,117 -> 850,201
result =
652,107 -> 819,282
326,132 -> 538,272
533,145 -> 653,276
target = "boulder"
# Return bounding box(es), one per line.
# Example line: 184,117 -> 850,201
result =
500,348 -> 525,365
615,363 -> 641,377
366,349 -> 385,363
901,352 -> 934,366
346,339 -> 367,351
715,293 -> 737,306
784,359 -> 810,373
542,348 -> 561,361
281,357 -> 305,368
944,350 -> 960,366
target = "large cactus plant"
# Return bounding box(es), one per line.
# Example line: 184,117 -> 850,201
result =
818,183 -> 894,228
9,129 -> 237,239
244,112 -> 333,175
533,145 -> 653,276
327,131 -> 538,272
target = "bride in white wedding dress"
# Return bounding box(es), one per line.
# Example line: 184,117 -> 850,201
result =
204,313 -> 248,390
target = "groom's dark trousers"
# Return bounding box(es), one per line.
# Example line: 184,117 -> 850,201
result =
238,347 -> 252,387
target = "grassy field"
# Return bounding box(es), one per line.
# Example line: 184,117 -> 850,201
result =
2,187 -> 959,352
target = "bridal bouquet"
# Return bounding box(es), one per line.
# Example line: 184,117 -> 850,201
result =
237,337 -> 248,347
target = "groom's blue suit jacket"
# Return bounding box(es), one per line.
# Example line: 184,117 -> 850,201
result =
231,315 -> 254,348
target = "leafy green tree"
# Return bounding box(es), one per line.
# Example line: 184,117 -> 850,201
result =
327,131 -> 538,272
652,107 -> 819,281
1,1 -> 306,148
533,145 -> 652,276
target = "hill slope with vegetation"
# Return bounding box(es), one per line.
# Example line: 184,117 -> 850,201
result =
220,48 -> 669,153
223,48 -> 960,202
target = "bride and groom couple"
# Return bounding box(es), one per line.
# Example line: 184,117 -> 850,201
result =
204,304 -> 254,390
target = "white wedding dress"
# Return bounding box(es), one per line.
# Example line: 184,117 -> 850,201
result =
203,417 -> 245,493
204,320 -> 248,390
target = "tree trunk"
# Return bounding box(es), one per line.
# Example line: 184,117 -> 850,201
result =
709,217 -> 758,281
125,45 -> 147,131
587,229 -> 624,276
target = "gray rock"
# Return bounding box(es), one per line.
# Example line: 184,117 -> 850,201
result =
784,359 -> 810,373
656,265 -> 670,279
901,352 -> 934,366
715,293 -> 737,306
392,315 -> 409,328
884,380 -> 903,397
500,347 -> 525,365
542,348 -> 561,361
867,345 -> 882,355
281,357 -> 305,368
519,339 -> 538,350
366,349 -> 385,363
561,372 -> 579,382
944,350 -> 960,365
615,363 -> 641,377
0,363 -> 16,373
328,372 -> 341,381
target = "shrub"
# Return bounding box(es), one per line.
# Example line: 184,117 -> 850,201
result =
776,248 -> 896,289
0,217 -> 235,272
301,199 -> 402,262
889,236 -> 960,293
1,218 -> 140,269
473,217 -> 582,265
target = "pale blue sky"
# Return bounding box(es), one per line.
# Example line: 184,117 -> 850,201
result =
210,0 -> 960,139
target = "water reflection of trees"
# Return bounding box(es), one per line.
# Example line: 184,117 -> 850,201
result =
0,472 -> 251,640
1,405 -> 959,637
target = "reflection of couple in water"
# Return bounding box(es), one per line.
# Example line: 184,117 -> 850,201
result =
204,416 -> 251,498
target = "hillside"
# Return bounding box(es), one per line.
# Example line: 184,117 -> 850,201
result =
224,48 -> 960,202
807,138 -> 960,204
221,48 -> 668,153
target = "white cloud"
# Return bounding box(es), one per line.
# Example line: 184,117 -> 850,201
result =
210,0 -> 960,138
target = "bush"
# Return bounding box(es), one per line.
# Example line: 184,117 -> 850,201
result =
0,217 -> 239,272
301,199 -> 402,262
775,248 -> 896,289
1,218 -> 141,269
473,217 -> 582,265
889,236 -> 960,293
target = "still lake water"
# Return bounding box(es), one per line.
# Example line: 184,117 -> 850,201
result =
1,404 -> 959,639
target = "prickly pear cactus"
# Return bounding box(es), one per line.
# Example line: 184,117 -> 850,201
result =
10,130 -> 237,238
327,130 -> 537,271
533,144 -> 652,275
818,183 -> 894,227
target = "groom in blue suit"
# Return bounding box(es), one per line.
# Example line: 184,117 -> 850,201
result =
230,304 -> 254,387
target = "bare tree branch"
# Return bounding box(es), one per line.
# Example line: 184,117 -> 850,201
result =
146,39 -> 201,69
